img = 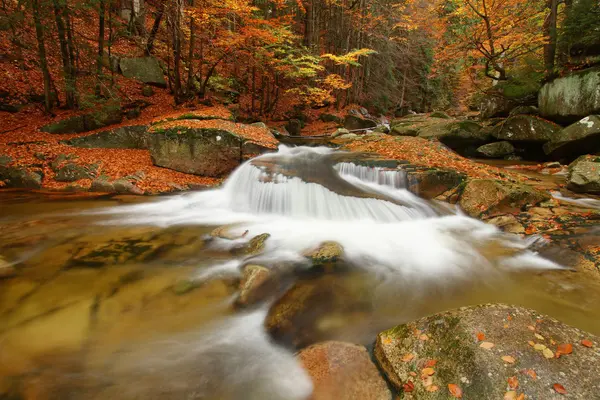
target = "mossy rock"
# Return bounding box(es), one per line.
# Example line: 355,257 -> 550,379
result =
374,304 -> 600,399
54,162 -> 99,182
41,109 -> 123,134
476,141 -> 515,159
235,264 -> 275,307
491,115 -> 560,143
407,169 -> 466,199
430,111 -> 451,119
344,115 -> 377,131
459,179 -> 550,218
320,113 -> 343,123
567,155 -> 600,194
0,161 -> 43,189
302,241 -> 344,268
241,233 -> 270,256
119,56 -> 167,87
544,115 -> 600,160
61,126 -> 149,149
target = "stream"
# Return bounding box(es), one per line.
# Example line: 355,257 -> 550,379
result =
1,146 -> 600,399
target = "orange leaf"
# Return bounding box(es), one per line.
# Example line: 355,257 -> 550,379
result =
504,391 -> 517,400
516,394 -> 525,400
424,359 -> 438,368
421,367 -> 435,377
508,376 -> 519,390
419,334 -> 429,341
581,339 -> 594,348
553,383 -> 567,395
523,369 -> 537,380
402,353 -> 415,362
476,331 -> 485,341
556,343 -> 572,357
480,341 -> 495,349
403,380 -> 415,393
448,383 -> 463,398
502,356 -> 516,364
426,385 -> 439,392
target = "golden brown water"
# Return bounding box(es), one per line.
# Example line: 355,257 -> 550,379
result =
1,190 -> 600,400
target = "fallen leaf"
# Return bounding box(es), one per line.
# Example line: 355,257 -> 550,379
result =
476,331 -> 485,341
550,339 -> 556,345
424,359 -> 438,368
528,341 -> 535,347
504,391 -> 517,400
419,334 -> 429,341
502,356 -> 516,364
533,343 -> 546,351
422,375 -> 433,387
402,353 -> 415,362
403,380 -> 415,393
534,333 -> 545,340
516,394 -> 525,400
556,343 -> 572,357
581,339 -> 593,348
553,383 -> 567,395
503,323 -> 509,329
421,367 -> 435,377
508,376 -> 519,390
543,348 -> 555,359
426,385 -> 439,392
527,325 -> 535,331
507,315 -> 513,321
448,383 -> 463,398
480,341 -> 495,350
409,372 -> 417,377
524,369 -> 537,380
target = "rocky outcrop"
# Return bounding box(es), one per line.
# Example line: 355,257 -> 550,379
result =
374,304 -> 600,399
0,155 -> 43,188
119,57 -> 167,87
298,341 -> 391,400
61,126 -> 149,149
344,115 -> 377,131
480,81 -> 539,119
41,108 -> 123,134
459,179 -> 550,217
543,115 -> 600,160
476,141 -> 515,158
491,115 -> 560,142
567,155 -> 600,194
148,127 -> 244,177
539,67 -> 600,123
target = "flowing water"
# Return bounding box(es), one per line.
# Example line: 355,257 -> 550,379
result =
1,146 -> 600,399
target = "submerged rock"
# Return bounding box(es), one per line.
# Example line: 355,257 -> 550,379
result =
544,115 -> 600,160
236,264 -> 275,307
476,141 -> 515,158
298,341 -> 391,400
491,115 -> 560,142
539,66 -> 600,123
302,241 -> 344,268
233,233 -> 271,256
460,179 -> 550,218
567,155 -> 600,194
374,304 -> 600,399
148,127 -> 243,177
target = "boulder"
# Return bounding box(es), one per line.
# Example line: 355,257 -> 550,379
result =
53,162 -> 98,182
148,127 -> 243,177
539,66 -> 600,123
141,85 -> 154,97
89,176 -> 144,194
374,304 -> 600,399
491,115 -> 560,142
407,169 -> 466,199
320,113 -> 343,123
435,121 -> 492,154
41,109 -> 123,134
389,125 -> 419,137
480,81 -> 539,119
567,155 -> 600,194
119,57 -> 167,87
476,141 -> 515,158
61,125 -> 149,149
459,179 -> 550,218
232,233 -> 270,256
484,214 -> 525,234
509,106 -> 539,116
338,133 -> 359,141
344,115 -> 377,131
298,341 -> 391,400
332,128 -> 350,138
236,264 -> 275,307
0,156 -> 43,189
302,241 -> 344,268
543,115 -> 600,160
286,119 -> 303,135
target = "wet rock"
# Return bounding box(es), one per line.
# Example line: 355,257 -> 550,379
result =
53,162 -> 99,182
344,115 -> 377,131
476,141 -> 515,158
0,256 -> 16,279
544,115 -> 600,160
407,169 -> 466,199
484,214 -> 525,234
460,179 -> 550,218
210,225 -> 247,240
148,127 -> 243,177
236,264 -> 275,307
430,111 -> 450,119
374,303 -> 600,399
265,273 -> 372,348
567,155 -> 600,194
298,341 -> 391,400
233,233 -> 270,256
539,66 -> 600,123
302,241 -> 344,268
491,115 -> 560,142
0,158 -> 43,189
119,57 -> 167,87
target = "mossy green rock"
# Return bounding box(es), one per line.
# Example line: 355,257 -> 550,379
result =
544,115 -> 600,160
53,162 -> 98,182
62,126 -> 149,149
41,109 -> 123,134
567,155 -> 600,194
539,67 -> 600,123
460,179 -> 550,218
375,304 -> 600,399
119,57 -> 167,87
430,111 -> 450,119
148,127 -> 243,177
492,115 -> 560,143
476,141 -> 515,158
0,158 -> 43,189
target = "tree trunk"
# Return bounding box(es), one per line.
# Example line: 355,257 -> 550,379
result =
96,0 -> 106,97
145,2 -> 164,55
186,1 -> 195,97
52,0 -> 77,108
32,0 -> 53,112
543,0 -> 559,78
171,0 -> 183,103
